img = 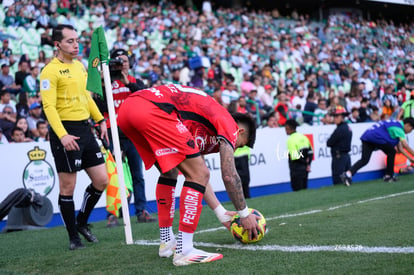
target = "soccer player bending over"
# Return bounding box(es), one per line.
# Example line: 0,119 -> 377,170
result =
117,84 -> 261,266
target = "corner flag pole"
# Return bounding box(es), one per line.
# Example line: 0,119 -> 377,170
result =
87,26 -> 133,244
101,61 -> 133,245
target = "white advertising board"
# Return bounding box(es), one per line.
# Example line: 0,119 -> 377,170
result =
1,122 -> 412,215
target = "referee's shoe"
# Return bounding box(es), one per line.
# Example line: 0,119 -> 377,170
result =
77,224 -> 98,242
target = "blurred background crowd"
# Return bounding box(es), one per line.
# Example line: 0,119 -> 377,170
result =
0,0 -> 414,143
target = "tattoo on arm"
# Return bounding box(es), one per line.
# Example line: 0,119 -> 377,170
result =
219,140 -> 246,211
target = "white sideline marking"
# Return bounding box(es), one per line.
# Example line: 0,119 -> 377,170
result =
134,240 -> 414,254
134,190 -> 414,254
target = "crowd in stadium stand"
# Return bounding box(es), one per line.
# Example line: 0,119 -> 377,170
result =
0,0 -> 414,143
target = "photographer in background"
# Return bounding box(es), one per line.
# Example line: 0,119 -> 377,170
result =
99,49 -> 156,225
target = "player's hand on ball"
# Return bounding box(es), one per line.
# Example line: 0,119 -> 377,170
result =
240,214 -> 260,241
231,209 -> 267,244
222,210 -> 237,230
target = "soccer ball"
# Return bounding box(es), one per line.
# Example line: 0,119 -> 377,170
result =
230,208 -> 267,244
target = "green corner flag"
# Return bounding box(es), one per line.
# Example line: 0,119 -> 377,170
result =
86,26 -> 109,97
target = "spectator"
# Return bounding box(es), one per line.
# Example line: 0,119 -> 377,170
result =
40,27 -> 54,47
36,8 -> 50,29
368,90 -> 381,111
10,126 -> 26,143
313,98 -> 328,125
358,98 -> 370,122
382,98 -> 394,119
1,39 -> 13,60
303,93 -> 317,125
34,120 -> 49,142
0,90 -> 16,114
370,106 -> 381,122
23,66 -> 40,98
26,102 -> 44,138
291,88 -> 306,111
14,60 -> 30,87
348,107 -> 360,123
240,73 -> 254,97
274,92 -> 289,126
246,89 -> 264,121
15,91 -> 29,118
381,85 -> 398,114
221,82 -> 239,109
346,93 -> 360,113
15,116 -> 34,141
0,105 -> 15,140
260,84 -> 275,113
0,127 -> 8,144
264,112 -> 280,128
0,64 -> 22,95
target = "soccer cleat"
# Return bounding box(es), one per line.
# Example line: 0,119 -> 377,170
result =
137,210 -> 157,223
340,172 -> 352,186
173,248 -> 223,266
383,175 -> 398,183
159,239 -> 176,258
77,224 -> 98,243
69,237 -> 85,250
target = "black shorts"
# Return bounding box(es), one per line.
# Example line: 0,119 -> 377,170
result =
49,120 -> 105,173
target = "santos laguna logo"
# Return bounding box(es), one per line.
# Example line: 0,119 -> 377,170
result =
22,146 -> 55,195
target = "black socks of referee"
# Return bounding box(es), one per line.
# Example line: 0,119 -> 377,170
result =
59,184 -> 102,240
76,184 -> 103,226
59,195 -> 78,240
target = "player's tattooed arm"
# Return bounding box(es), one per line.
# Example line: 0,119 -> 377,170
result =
219,139 -> 246,211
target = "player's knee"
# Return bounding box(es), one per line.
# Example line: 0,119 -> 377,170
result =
197,165 -> 210,184
94,174 -> 109,191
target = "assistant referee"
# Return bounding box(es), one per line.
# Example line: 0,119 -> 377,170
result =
40,24 -> 108,250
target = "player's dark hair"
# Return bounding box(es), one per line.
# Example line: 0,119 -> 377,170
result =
232,112 -> 256,148
285,119 -> 299,129
403,117 -> 414,128
52,24 -> 76,42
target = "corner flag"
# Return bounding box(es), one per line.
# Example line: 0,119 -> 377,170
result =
86,26 -> 133,244
86,26 -> 108,97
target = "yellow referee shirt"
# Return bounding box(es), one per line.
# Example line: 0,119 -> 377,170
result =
40,58 -> 104,139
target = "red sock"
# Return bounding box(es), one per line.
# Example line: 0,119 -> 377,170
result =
156,178 -> 177,227
178,181 -> 205,233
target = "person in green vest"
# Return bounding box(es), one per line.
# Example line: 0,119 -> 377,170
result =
234,145 -> 251,199
285,119 -> 313,191
397,90 -> 414,120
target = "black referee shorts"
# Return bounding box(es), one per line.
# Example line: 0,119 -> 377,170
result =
49,120 -> 105,173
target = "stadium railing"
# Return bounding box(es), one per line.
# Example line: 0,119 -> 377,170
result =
288,108 -> 325,125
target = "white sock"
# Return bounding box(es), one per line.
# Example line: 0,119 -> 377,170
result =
179,231 -> 194,255
160,226 -> 175,242
346,171 -> 352,177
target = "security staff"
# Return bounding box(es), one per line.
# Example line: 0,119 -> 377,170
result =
285,119 -> 313,191
234,145 -> 251,198
327,106 -> 352,185
397,90 -> 414,120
